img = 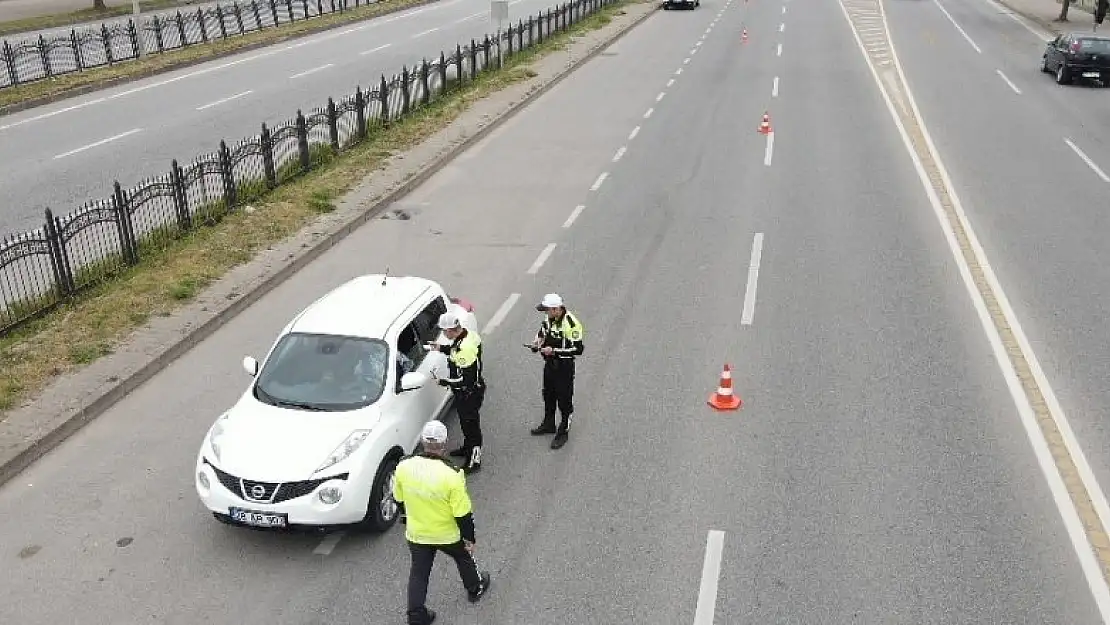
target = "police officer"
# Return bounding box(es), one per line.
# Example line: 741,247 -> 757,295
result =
425,311 -> 486,472
393,420 -> 493,625
529,293 -> 584,450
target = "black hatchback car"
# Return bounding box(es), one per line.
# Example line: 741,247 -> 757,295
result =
1041,32 -> 1110,85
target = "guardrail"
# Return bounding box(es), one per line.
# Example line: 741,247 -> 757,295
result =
0,0 -> 619,337
0,0 -> 390,90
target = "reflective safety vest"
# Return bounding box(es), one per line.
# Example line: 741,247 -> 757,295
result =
538,311 -> 585,359
444,329 -> 485,392
392,454 -> 473,545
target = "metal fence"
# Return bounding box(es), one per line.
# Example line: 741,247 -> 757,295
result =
1,0 -> 392,89
0,0 -> 618,336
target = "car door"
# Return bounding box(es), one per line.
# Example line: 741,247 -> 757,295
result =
390,321 -> 429,449
410,296 -> 452,420
1047,35 -> 1062,68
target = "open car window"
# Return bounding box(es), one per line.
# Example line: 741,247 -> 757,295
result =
254,332 -> 390,412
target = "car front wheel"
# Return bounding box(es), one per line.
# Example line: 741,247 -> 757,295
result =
1041,55 -> 1049,72
360,454 -> 401,532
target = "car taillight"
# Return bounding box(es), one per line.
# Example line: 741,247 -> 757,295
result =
1071,41 -> 1081,53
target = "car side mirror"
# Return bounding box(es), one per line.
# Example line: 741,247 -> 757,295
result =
242,356 -> 259,377
400,371 -> 430,392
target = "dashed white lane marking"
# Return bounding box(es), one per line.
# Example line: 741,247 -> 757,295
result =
776,43 -> 783,56
313,532 -> 345,556
763,131 -> 775,166
196,90 -> 253,111
613,146 -> 627,162
667,78 -> 676,87
932,0 -> 982,53
693,530 -> 726,625
527,244 -> 557,275
783,4 -> 787,12
772,76 -> 780,97
657,92 -> 667,102
290,63 -> 333,79
644,107 -> 655,118
483,293 -> 521,333
360,43 -> 392,55
629,126 -> 641,140
562,206 -> 586,229
995,69 -> 1022,94
676,67 -> 683,75
684,56 -> 692,64
454,10 -> 484,23
779,22 -> 785,32
691,47 -> 699,55
741,233 -> 764,325
412,26 -> 441,38
1065,139 -> 1110,183
53,128 -> 143,160
590,172 -> 609,191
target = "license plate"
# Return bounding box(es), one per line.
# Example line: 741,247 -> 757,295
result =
1083,72 -> 1101,77
229,507 -> 288,528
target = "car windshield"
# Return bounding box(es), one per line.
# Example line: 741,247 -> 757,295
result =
253,332 -> 390,412
1077,38 -> 1110,53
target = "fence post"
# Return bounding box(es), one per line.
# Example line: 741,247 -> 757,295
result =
71,30 -> 85,71
103,24 -> 116,64
219,140 -> 237,209
517,20 -> 524,50
483,35 -> 490,70
216,5 -> 229,38
507,24 -> 514,56
152,15 -> 166,53
198,8 -> 209,43
469,41 -> 477,80
261,123 -> 278,187
438,52 -> 447,92
420,60 -> 430,105
2,41 -> 17,86
113,182 -> 138,265
354,87 -> 367,139
296,110 -> 311,172
288,0 -> 296,23
327,97 -> 340,150
170,160 -> 192,230
379,75 -> 390,125
37,36 -> 53,79
252,0 -> 264,28
43,209 -> 74,297
400,67 -> 411,115
234,3 -> 246,34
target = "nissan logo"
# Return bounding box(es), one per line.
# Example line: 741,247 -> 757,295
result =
250,484 -> 266,499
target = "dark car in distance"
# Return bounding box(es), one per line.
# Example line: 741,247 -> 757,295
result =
1041,32 -> 1110,85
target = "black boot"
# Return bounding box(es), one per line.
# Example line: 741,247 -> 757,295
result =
406,607 -> 436,624
550,431 -> 568,449
468,572 -> 493,603
530,423 -> 555,435
464,446 -> 482,473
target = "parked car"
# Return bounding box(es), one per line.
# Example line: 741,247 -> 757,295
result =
663,0 -> 699,9
194,274 -> 479,532
1041,32 -> 1110,85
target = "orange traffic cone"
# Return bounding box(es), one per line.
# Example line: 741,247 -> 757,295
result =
757,112 -> 772,134
742,28 -> 748,43
708,364 -> 743,411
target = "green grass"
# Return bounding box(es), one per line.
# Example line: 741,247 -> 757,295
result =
0,0 -> 194,37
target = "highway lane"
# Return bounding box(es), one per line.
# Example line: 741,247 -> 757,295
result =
0,0 -> 553,238
885,0 -> 1110,569
0,0 -> 1104,622
0,4 -> 719,624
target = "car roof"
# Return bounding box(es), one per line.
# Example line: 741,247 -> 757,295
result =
286,274 -> 441,340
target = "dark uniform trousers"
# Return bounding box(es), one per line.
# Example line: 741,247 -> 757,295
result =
541,357 -> 575,434
407,540 -> 482,619
455,387 -> 485,452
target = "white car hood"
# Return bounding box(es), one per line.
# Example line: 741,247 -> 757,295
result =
213,398 -> 379,482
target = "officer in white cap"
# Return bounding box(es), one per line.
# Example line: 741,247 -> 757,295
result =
394,420 -> 492,624
529,293 -> 585,449
425,311 -> 486,472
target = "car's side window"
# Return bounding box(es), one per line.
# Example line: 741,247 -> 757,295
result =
412,296 -> 449,346
394,322 -> 422,391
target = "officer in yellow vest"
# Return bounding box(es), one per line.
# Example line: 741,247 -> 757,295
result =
393,420 -> 492,625
425,311 -> 486,472
529,293 -> 585,449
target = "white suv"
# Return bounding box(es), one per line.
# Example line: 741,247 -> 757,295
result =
194,274 -> 479,532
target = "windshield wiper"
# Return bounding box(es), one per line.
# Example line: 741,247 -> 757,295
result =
272,399 -> 327,411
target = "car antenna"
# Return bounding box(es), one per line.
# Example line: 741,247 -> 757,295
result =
381,267 -> 389,286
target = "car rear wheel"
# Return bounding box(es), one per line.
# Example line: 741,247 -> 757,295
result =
360,454 -> 401,532
1056,63 -> 1071,84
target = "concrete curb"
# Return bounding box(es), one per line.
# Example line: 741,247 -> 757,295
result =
0,0 -> 443,118
0,0 -> 658,489
995,0 -> 1093,36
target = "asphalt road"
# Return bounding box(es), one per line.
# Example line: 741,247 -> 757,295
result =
885,0 -> 1110,579
1,0 -> 1107,623
0,0 -> 561,238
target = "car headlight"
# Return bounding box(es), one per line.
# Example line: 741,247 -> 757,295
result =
207,413 -> 230,463
315,430 -> 371,474
318,485 -> 343,505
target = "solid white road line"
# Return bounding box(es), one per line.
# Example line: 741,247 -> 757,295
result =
837,0 -> 1110,619
483,293 -> 521,334
290,63 -> 333,79
527,244 -> 557,275
590,172 -> 609,191
772,76 -> 779,97
932,0 -> 982,53
777,43 -> 783,56
645,107 -> 655,118
979,0 -> 1051,38
693,530 -> 726,625
313,532 -> 345,555
629,126 -> 641,141
413,26 -> 441,37
455,10 -> 484,23
1065,139 -> 1110,183
741,234 -> 764,325
995,69 -> 1022,94
563,205 -> 586,228
613,146 -> 627,162
196,90 -> 253,111
763,131 -> 774,166
360,43 -> 393,55
53,128 -> 143,160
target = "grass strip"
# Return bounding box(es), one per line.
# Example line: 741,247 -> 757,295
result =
0,0 -> 194,37
0,0 -> 636,414
0,0 -> 434,110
